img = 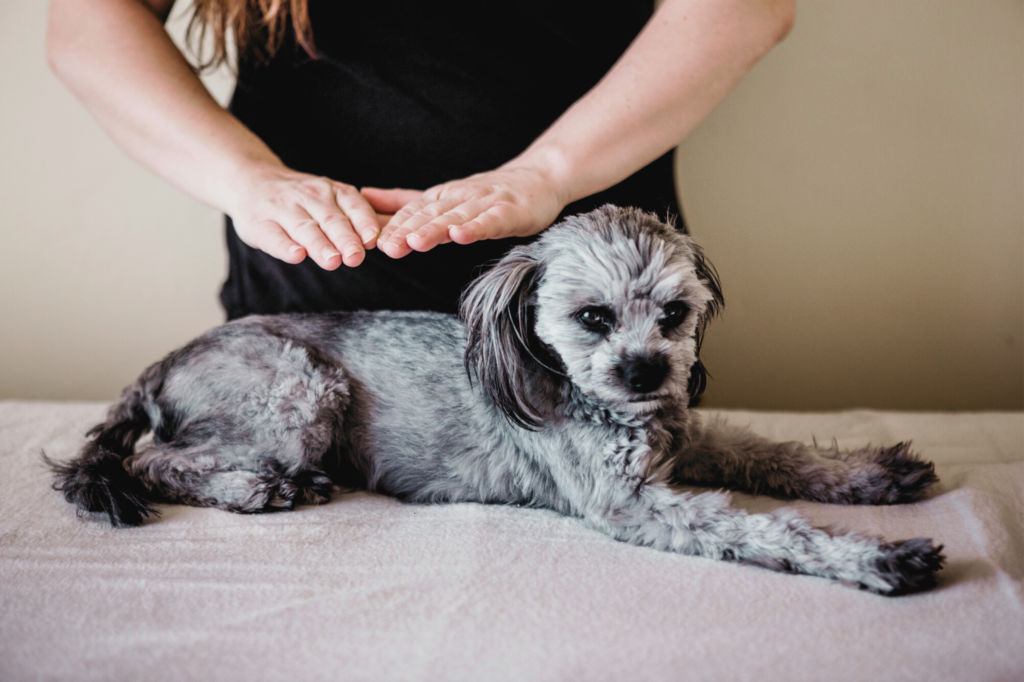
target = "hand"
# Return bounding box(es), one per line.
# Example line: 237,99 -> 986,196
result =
362,165 -> 568,259
227,164 -> 386,269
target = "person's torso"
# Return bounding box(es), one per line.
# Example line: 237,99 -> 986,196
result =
221,1 -> 680,319
231,0 -> 655,188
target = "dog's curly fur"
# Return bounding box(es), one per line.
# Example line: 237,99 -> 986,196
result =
47,205 -> 943,595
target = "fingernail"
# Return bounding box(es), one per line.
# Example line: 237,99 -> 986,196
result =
289,245 -> 303,255
323,247 -> 341,260
359,229 -> 377,245
343,246 -> 361,261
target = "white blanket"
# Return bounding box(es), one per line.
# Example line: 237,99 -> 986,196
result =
1,402 -> 1021,681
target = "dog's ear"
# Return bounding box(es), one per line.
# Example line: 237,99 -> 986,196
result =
691,242 -> 724,321
687,243 -> 724,407
460,246 -> 551,430
687,359 -> 709,407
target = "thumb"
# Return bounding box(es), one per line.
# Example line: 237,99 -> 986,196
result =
360,187 -> 424,214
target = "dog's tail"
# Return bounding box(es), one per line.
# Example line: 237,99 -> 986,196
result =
44,371 -> 160,528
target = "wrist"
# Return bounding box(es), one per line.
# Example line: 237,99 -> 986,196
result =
501,144 -> 579,209
214,153 -> 288,217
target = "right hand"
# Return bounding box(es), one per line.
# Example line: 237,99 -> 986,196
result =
227,165 -> 387,269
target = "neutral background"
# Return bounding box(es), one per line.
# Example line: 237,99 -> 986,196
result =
1,0 -> 1021,410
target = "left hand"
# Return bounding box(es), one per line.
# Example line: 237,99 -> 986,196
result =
362,165 -> 567,259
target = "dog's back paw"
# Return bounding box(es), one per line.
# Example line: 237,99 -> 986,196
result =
276,469 -> 335,507
843,442 -> 938,505
189,466 -> 335,514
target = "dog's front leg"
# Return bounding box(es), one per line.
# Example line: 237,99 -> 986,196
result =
580,484 -> 943,595
672,418 -> 938,504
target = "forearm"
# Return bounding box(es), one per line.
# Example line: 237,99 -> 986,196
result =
506,0 -> 795,206
46,0 -> 280,215
358,0 -> 794,256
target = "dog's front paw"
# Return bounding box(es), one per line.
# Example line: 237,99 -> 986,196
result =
843,442 -> 938,504
858,538 -> 945,596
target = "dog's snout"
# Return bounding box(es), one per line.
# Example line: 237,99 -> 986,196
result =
621,355 -> 670,394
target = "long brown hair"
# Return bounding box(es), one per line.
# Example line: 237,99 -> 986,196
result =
186,0 -> 316,71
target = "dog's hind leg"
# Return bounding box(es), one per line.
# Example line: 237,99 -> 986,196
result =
123,332 -> 353,516
127,443 -> 335,512
673,417 -> 937,504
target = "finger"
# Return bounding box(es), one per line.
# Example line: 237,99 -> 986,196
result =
378,195 -> 437,258
377,230 -> 414,259
301,203 -> 365,268
449,204 -> 521,245
404,219 -> 455,253
406,199 -> 492,253
380,194 -> 432,239
333,185 -> 382,249
277,207 -> 343,270
385,196 -> 466,250
360,187 -> 425,215
248,220 -> 307,264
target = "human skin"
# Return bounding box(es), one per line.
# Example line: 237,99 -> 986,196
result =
47,0 -> 794,271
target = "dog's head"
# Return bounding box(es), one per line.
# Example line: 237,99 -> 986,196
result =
460,205 -> 723,429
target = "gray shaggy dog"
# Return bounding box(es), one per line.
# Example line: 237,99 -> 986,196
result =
48,205 -> 943,595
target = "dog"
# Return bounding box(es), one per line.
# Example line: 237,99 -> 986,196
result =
48,205 -> 943,595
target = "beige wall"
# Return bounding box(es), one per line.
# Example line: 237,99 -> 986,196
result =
0,0 -> 231,401
1,0 -> 1021,409
677,0 -> 1023,410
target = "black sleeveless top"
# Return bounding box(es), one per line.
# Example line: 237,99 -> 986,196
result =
221,0 -> 682,319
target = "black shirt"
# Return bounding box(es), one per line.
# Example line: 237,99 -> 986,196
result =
221,0 -> 681,319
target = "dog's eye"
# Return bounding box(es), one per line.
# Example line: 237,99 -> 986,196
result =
659,301 -> 691,333
576,306 -> 615,332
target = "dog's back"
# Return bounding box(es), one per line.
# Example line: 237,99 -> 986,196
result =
296,310 -> 546,504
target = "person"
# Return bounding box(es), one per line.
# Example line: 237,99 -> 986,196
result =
47,0 -> 794,318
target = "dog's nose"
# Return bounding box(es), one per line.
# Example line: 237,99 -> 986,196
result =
621,355 -> 670,394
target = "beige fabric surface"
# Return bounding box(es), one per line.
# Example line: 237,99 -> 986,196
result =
1,401 -> 1022,681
